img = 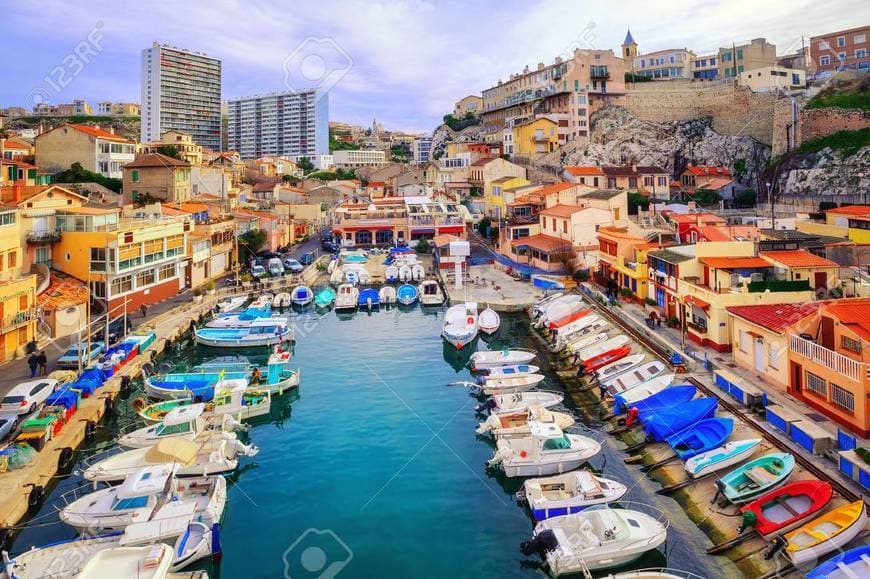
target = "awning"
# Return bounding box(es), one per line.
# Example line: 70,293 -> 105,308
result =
437,226 -> 465,234
511,234 -> 570,253
410,228 -> 436,234
684,296 -> 710,310
339,226 -> 395,232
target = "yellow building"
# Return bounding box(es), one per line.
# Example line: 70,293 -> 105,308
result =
0,206 -> 37,362
825,205 -> 870,244
487,176 -> 530,219
144,131 -> 203,166
597,226 -> 652,302
509,118 -> 559,159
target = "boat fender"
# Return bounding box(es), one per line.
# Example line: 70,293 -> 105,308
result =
466,316 -> 474,325
85,420 -> 97,442
737,510 -> 757,534
625,407 -> 640,427
763,535 -> 787,560
520,529 -> 559,557
57,447 -> 75,473
27,485 -> 44,512
211,523 -> 223,561
519,450 -> 528,458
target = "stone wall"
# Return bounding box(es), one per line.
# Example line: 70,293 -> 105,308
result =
798,107 -> 870,144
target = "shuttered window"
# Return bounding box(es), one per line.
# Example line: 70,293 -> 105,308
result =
805,372 -> 827,397
830,384 -> 854,414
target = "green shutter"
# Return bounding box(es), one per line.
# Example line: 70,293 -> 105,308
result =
131,170 -> 139,182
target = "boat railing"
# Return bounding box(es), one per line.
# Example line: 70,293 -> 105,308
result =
80,444 -> 127,468
57,480 -> 113,507
582,501 -> 671,530
626,569 -> 706,579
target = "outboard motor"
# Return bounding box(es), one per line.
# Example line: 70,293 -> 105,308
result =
763,535 -> 787,560
475,398 -> 497,415
520,529 -> 559,558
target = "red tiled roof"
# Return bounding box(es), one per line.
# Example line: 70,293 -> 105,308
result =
726,302 -> 822,334
535,182 -> 576,197
66,124 -> 132,143
368,181 -> 385,187
700,256 -> 771,269
1,141 -> 30,149
695,177 -> 734,191
37,271 -> 89,310
602,165 -> 666,176
685,166 -> 732,177
124,153 -> 189,168
826,205 -> 870,217
694,225 -> 761,242
760,250 -> 838,268
824,300 -> 870,341
667,212 -> 726,225
511,233 -> 571,253
540,204 -> 585,218
565,166 -> 604,176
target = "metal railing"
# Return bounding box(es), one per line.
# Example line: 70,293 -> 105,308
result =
25,230 -> 61,244
789,333 -> 864,383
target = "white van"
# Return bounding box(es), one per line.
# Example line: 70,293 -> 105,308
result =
267,258 -> 285,276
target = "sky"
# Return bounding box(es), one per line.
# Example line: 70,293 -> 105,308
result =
2,0 -> 868,134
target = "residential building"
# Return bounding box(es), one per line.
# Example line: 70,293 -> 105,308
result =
97,102 -> 141,116
35,124 -> 136,179
623,29 -> 696,81
563,166 -> 605,188
824,205 -> 870,244
331,149 -> 387,168
332,196 -> 465,246
787,299 -> 870,436
1,137 -> 34,161
597,225 -> 658,301
0,205 -> 37,362
413,136 -> 432,165
143,131 -> 203,166
141,42 -> 222,150
738,66 -> 806,91
810,26 -> 869,77
510,117 -> 559,159
666,211 -> 727,242
602,165 -> 671,199
122,153 -> 192,204
689,54 -> 719,80
760,250 -> 840,293
776,46 -> 813,71
677,166 -> 738,200
163,202 -> 235,287
454,95 -> 483,117
469,157 -> 527,216
489,176 -> 532,218
33,100 -> 93,116
227,89 -> 329,160
718,38 -> 777,79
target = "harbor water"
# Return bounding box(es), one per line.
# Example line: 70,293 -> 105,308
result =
12,306 -> 735,578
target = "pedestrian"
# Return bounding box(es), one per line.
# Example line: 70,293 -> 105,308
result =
26,338 -> 37,355
37,350 -> 48,376
140,304 -> 148,318
27,352 -> 39,378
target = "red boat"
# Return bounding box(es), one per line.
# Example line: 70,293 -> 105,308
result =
580,345 -> 631,372
738,479 -> 833,537
548,308 -> 592,330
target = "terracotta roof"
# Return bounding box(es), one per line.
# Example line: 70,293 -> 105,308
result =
540,204 -> 586,218
597,226 -> 646,241
252,182 -> 278,192
602,165 -> 666,176
667,212 -> 726,225
66,124 -> 132,143
685,166 -> 732,177
700,256 -> 771,269
511,233 -> 571,253
37,271 -> 89,310
726,302 -> 822,334
433,234 -> 462,247
535,182 -> 576,197
824,300 -> 870,341
826,205 -> 870,217
695,177 -> 734,191
368,181 -> 385,187
124,153 -> 190,168
565,166 -> 604,176
1,141 -> 30,149
693,225 -> 761,241
470,158 -> 497,167
761,250 -> 838,268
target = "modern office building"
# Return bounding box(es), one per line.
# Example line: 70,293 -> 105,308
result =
226,89 -> 328,160
140,43 -> 222,151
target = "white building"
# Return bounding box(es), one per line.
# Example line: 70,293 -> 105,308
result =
413,136 -> 432,165
141,43 -> 222,151
227,89 -> 328,160
331,149 -> 387,168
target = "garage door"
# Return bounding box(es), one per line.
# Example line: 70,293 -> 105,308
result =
210,253 -> 227,275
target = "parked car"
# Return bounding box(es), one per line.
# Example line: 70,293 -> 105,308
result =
0,413 -> 18,441
320,231 -> 334,242
250,265 -> 267,279
267,258 -> 285,276
56,341 -> 106,369
299,252 -> 316,266
282,258 -> 303,273
256,250 -> 281,260
321,239 -> 339,252
0,379 -> 59,415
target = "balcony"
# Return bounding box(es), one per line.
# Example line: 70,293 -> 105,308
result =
790,334 -> 866,383
590,67 -> 610,79
747,279 -> 810,293
26,230 -> 61,244
533,132 -> 550,142
0,308 -> 38,334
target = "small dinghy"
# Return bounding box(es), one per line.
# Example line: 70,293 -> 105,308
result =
314,287 -> 336,308
535,296 -> 584,328
411,264 -> 425,281
769,500 -> 867,567
685,438 -> 761,479
666,417 -> 734,460
419,279 -> 444,305
273,292 -> 292,308
252,293 -> 272,308
478,307 -> 501,335
613,374 -> 677,414
290,286 -> 313,307
717,452 -> 795,504
335,283 -> 359,312
532,292 -> 565,317
477,391 -> 563,414
441,302 -> 478,349
553,313 -> 603,343
580,345 -> 632,373
482,364 -> 540,377
195,319 -> 292,348
138,383 -> 271,422
480,373 -> 546,395
561,331 -> 609,356
642,396 -> 716,442
622,384 -> 697,418
379,285 -> 397,305
4,543 -> 182,578
524,470 -> 628,521
385,265 -> 399,283
398,265 -> 413,282
806,543 -> 870,579
603,360 -> 669,395
329,267 -> 344,285
738,480 -> 833,538
216,296 -> 246,313
477,405 -> 574,439
117,404 -> 240,449
396,283 -> 418,305
358,288 -> 380,311
470,349 -> 536,370
357,269 -> 371,285
522,506 -> 668,573
488,422 -> 601,477
547,308 -> 593,331
552,320 -> 609,352
593,353 -> 645,384
575,335 -> 630,364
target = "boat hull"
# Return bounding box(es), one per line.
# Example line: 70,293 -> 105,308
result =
685,438 -> 761,478
785,500 -> 867,566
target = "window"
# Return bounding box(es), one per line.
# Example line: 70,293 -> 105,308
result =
841,335 -> 862,354
7,250 -> 16,268
768,343 -> 780,369
838,52 -> 847,62
628,177 -> 637,188
643,176 -> 653,187
110,275 -> 133,296
562,221 -> 567,234
131,170 -> 139,183
0,212 -> 16,226
820,55 -> 831,66
805,371 -> 827,397
90,247 -> 107,271
830,384 -> 854,413
736,49 -> 743,60
710,58 -> 716,65
855,34 -> 866,44
658,176 -> 667,187
836,36 -> 846,47
739,330 -> 750,353
136,269 -> 155,287
857,49 -> 867,59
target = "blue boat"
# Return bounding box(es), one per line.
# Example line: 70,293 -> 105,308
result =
358,288 -> 380,310
397,284 -> 418,306
643,397 -> 718,442
684,437 -> 762,478
807,544 -> 870,578
624,384 -> 696,418
665,417 -> 734,460
194,319 -> 292,348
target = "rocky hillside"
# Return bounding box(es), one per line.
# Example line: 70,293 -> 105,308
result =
776,139 -> 870,199
430,122 -> 483,160
7,115 -> 140,142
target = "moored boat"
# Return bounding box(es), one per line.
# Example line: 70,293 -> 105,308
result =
379,285 -> 397,305
666,417 -> 734,460
411,264 -> 425,281
769,500 -> 867,567
717,452 -> 795,504
684,438 -> 761,478
117,405 -> 240,449
547,308 -> 593,331
419,279 -> 444,305
290,286 -> 313,306
335,283 -> 359,312
396,283 -> 418,305
216,296 -> 246,313
480,373 -> 546,395
575,335 -> 630,364
523,470 -> 628,521
398,265 -> 413,282
580,345 -> 632,373
612,374 -> 677,414
593,353 -> 645,384
806,544 -> 870,579
358,288 -> 380,311
488,422 -> 601,477
477,390 -> 564,414
534,295 -> 584,327
477,405 -> 574,439
478,307 -> 501,335
273,292 -> 292,308
738,480 -> 833,538
441,302 -> 478,349
560,331 -> 609,356
314,287 -> 336,308
470,349 -> 536,370
385,265 -> 399,283
482,364 -> 540,377
602,360 -> 670,395
642,396 -> 717,441
194,319 -> 292,348
206,306 -> 272,328
621,384 -> 696,418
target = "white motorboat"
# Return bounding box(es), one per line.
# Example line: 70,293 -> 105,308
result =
551,320 -> 610,353
532,292 -> 566,318
593,354 -> 646,383
441,302 -> 478,349
398,265 -> 412,282
137,384 -> 271,423
357,269 -> 372,285
523,471 -> 628,521
419,279 -> 444,306
535,296 -> 584,328
385,265 -> 399,283
273,292 -> 292,308
477,406 -> 575,439
575,335 -> 630,363
483,364 -> 540,377
478,391 -> 564,414
411,264 -> 425,281
533,293 -> 577,320
206,307 -> 275,328
252,293 -> 273,308
481,373 -> 546,396
560,332 -> 610,357
290,286 -> 313,306
194,319 -> 292,348
684,438 -> 762,479
117,404 -> 240,449
603,360 -> 670,395
329,267 -> 344,285
553,313 -> 603,341
470,349 -> 536,370
335,284 -> 359,312
522,506 -> 668,573
60,464 -> 226,533
216,296 -> 246,313
611,374 -> 675,408
379,286 -> 397,305
478,307 -> 501,335
84,432 -> 258,483
488,422 -> 601,477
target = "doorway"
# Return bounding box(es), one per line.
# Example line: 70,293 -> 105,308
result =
754,338 -> 765,373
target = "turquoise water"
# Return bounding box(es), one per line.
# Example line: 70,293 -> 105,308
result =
11,307 -> 731,578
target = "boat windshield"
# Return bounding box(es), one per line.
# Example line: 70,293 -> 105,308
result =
156,422 -> 192,437
543,435 -> 572,450
112,496 -> 149,511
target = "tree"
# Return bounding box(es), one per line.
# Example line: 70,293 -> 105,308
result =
627,191 -> 650,215
297,157 -> 315,174
688,188 -> 721,206
155,145 -> 183,160
238,229 -> 267,263
414,239 -> 431,254
53,162 -> 122,192
552,246 -> 578,274
734,188 -> 757,208
733,158 -> 747,182
282,174 -> 300,185
476,216 -> 491,237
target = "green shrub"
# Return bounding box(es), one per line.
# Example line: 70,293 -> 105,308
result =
620,288 -> 634,298
666,316 -> 680,328
644,297 -> 657,306
796,128 -> 870,158
856,447 -> 870,465
205,279 -> 216,291
414,239 -> 431,254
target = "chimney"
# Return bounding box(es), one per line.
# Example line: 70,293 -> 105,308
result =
12,182 -> 24,204
631,161 -> 637,172
108,126 -> 115,135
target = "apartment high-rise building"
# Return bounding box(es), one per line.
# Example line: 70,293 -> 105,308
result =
141,42 -> 222,151
226,89 -> 328,160
413,136 -> 432,165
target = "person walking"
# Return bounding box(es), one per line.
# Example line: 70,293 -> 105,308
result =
37,351 -> 48,376
27,352 -> 39,378
140,304 -> 148,318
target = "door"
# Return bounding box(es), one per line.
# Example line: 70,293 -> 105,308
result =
814,271 -> 827,290
790,362 -> 802,395
754,338 -> 765,372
